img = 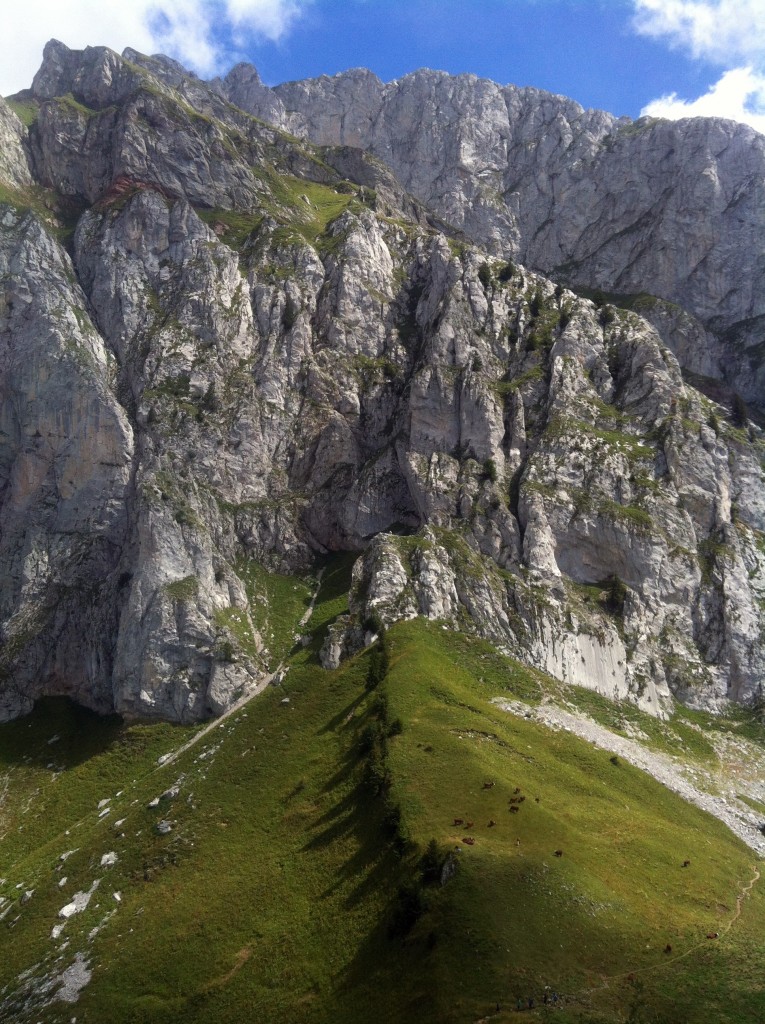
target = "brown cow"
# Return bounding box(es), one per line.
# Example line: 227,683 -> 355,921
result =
483,781 -> 495,789
513,787 -> 521,794
453,818 -> 464,826
706,932 -> 719,940
510,806 -> 519,814
682,860 -> 691,867
554,850 -> 563,857
462,837 -> 475,846
488,819 -> 496,828
465,821 -> 474,829
664,944 -> 672,954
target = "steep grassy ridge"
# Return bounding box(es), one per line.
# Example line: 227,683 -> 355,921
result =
0,571 -> 763,1023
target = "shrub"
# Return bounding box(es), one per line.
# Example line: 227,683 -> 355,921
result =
732,394 -> 748,428
483,458 -> 498,483
366,636 -> 389,690
498,261 -> 515,283
599,305 -> 616,327
604,575 -> 627,615
478,262 -> 492,289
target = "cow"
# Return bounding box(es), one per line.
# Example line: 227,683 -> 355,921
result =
554,850 -> 563,857
453,818 -> 464,826
510,806 -> 519,814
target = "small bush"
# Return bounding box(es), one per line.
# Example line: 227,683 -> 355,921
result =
604,575 -> 627,615
471,353 -> 483,372
387,717 -> 404,738
498,261 -> 515,283
478,263 -> 492,289
483,458 -> 498,483
731,394 -> 748,428
599,305 -> 616,327
366,627 -> 390,690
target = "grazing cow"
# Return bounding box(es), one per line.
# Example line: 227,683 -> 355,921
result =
706,932 -> 719,940
664,944 -> 672,954
554,849 -> 563,857
465,821 -> 474,829
488,819 -> 496,827
453,818 -> 464,826
682,860 -> 691,868
518,795 -> 526,803
535,797 -> 540,803
462,837 -> 475,846
510,806 -> 519,814
513,787 -> 521,794
483,781 -> 495,789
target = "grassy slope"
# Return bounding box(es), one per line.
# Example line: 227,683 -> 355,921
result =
0,568 -> 763,1024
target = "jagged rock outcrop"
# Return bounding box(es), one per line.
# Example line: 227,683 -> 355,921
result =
0,40 -> 762,723
220,65 -> 765,413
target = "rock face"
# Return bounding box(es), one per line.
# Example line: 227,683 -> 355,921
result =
220,66 -> 765,412
0,40 -> 763,722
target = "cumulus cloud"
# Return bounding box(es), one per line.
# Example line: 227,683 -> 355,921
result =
633,2 -> 765,133
1,0 -> 309,96
641,66 -> 765,134
632,0 -> 765,67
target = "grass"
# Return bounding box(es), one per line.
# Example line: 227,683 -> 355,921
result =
1,600 -> 763,1023
235,559 -> 318,668
165,576 -> 199,603
195,174 -> 356,257
5,94 -> 39,127
561,684 -> 718,763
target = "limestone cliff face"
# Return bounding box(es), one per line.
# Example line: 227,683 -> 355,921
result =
0,40 -> 762,722
221,66 -> 765,413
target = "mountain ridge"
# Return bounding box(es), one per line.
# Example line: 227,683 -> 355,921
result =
0,39 -> 762,728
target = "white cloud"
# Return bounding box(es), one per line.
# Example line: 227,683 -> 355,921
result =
632,1 -> 765,67
641,66 -> 765,134
1,0 -> 309,96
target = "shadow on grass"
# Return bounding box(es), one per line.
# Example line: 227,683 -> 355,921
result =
0,696 -> 125,770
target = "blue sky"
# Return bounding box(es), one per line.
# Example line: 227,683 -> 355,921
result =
5,1 -> 765,132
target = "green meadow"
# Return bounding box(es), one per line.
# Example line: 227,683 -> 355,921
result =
0,558 -> 763,1023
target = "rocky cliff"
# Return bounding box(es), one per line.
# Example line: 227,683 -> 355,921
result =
0,40 -> 762,723
219,63 -> 765,413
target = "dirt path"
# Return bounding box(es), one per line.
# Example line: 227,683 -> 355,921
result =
157,568 -> 326,770
557,863 -> 762,1013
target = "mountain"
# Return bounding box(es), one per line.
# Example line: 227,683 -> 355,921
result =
217,61 -> 765,413
1,39 -> 765,1024
0,40 -> 762,726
